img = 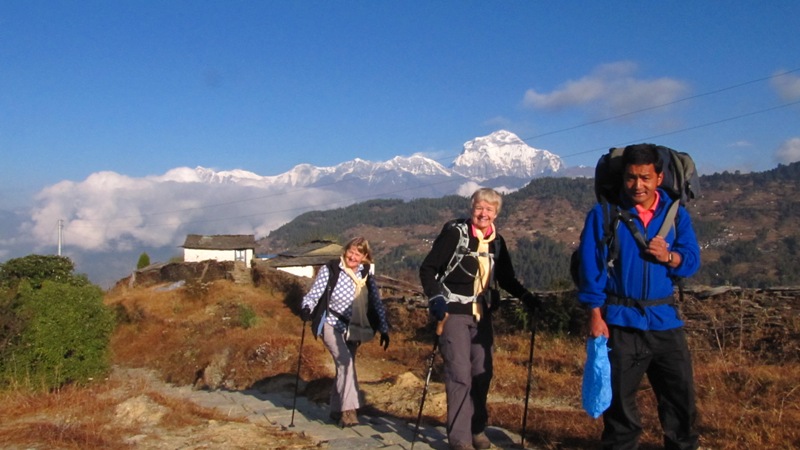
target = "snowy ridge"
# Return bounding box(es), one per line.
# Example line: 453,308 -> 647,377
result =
190,130 -> 566,196
451,130 -> 564,180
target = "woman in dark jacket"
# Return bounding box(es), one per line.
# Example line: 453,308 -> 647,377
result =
419,188 -> 538,450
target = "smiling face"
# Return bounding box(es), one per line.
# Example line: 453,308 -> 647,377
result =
623,163 -> 664,208
471,200 -> 498,234
343,246 -> 366,270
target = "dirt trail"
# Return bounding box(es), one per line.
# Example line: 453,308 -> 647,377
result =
115,365 -> 531,449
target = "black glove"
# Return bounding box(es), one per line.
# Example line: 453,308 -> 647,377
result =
300,307 -> 312,322
428,295 -> 447,321
380,332 -> 390,350
521,292 -> 541,313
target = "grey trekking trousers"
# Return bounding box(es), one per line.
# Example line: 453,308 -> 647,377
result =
439,313 -> 494,447
322,322 -> 361,413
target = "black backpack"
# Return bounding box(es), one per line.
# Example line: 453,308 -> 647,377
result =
570,144 -> 699,287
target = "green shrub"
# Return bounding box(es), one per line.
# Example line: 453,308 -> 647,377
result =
0,281 -> 115,389
0,255 -> 89,290
237,304 -> 258,329
136,252 -> 151,269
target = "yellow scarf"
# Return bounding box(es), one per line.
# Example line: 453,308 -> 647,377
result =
341,257 -> 369,325
473,226 -> 496,295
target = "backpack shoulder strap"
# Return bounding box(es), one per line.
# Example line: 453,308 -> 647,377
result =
360,263 -> 371,279
617,209 -> 648,249
440,219 -> 472,281
310,260 -> 343,337
656,200 -> 680,238
325,260 -> 340,292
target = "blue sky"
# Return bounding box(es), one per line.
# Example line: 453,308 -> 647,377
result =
1,1 -> 800,285
2,1 -> 798,210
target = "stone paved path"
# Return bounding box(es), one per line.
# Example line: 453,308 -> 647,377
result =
165,383 -> 532,449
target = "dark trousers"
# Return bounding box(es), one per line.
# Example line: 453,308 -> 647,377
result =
602,326 -> 699,450
439,313 -> 494,446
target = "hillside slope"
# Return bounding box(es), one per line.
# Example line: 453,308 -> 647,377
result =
97,264 -> 800,448
259,163 -> 800,288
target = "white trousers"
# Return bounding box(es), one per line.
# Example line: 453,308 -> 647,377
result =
321,323 -> 361,412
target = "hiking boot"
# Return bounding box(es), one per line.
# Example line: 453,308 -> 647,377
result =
472,432 -> 491,449
338,409 -> 358,427
449,443 -> 475,450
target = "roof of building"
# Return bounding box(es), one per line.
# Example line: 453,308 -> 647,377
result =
263,240 -> 342,268
182,234 -> 256,250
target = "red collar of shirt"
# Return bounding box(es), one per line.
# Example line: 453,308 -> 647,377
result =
634,191 -> 660,228
471,224 -> 494,239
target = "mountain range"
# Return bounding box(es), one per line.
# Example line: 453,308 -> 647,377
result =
2,130 -> 587,288
193,130 -> 574,199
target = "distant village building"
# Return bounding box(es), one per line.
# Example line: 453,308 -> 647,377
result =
261,240 -> 344,278
182,234 -> 256,268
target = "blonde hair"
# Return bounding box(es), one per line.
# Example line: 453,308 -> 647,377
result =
471,188 -> 502,214
343,236 -> 373,263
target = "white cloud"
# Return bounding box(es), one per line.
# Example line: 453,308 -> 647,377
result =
26,168 -> 341,253
455,182 -> 517,198
523,61 -> 689,118
775,137 -> 800,164
455,181 -> 484,197
770,70 -> 800,101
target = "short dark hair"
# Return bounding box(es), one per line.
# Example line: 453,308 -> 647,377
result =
622,144 -> 663,174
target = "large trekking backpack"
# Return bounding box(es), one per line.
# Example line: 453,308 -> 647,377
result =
594,144 -> 699,205
570,144 -> 700,287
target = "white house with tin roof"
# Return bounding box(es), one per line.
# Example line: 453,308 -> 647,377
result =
182,234 -> 256,268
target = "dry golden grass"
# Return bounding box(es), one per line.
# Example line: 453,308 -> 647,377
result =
0,379 -> 130,449
2,275 -> 798,449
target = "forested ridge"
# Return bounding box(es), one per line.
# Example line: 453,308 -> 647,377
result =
259,162 -> 800,289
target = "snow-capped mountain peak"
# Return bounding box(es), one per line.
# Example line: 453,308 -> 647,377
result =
186,130 -> 566,197
451,130 -> 564,181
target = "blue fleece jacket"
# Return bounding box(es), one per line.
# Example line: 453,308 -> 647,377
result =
577,189 -> 700,330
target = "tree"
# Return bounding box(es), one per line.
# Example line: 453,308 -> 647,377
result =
0,254 -> 88,290
137,252 -> 151,269
0,255 -> 114,390
2,281 -> 114,388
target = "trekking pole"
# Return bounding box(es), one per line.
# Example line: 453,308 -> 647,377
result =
520,314 -> 537,448
411,315 -> 446,450
289,319 -> 307,427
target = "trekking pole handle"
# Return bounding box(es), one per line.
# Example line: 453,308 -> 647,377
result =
436,313 -> 448,336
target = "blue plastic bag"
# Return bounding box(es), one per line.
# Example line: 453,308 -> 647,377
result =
581,335 -> 611,419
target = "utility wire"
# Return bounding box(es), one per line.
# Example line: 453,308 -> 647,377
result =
63,97 -> 800,233
47,68 -> 800,237
518,67 -> 800,142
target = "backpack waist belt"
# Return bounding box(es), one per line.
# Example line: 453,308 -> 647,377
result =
606,294 -> 675,314
446,302 -> 474,315
328,308 -> 350,325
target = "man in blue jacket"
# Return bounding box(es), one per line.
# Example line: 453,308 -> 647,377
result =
577,144 -> 701,450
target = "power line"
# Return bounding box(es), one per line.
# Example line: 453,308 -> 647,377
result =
518,67 -> 800,142
62,98 -> 799,234
41,69 -> 800,236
